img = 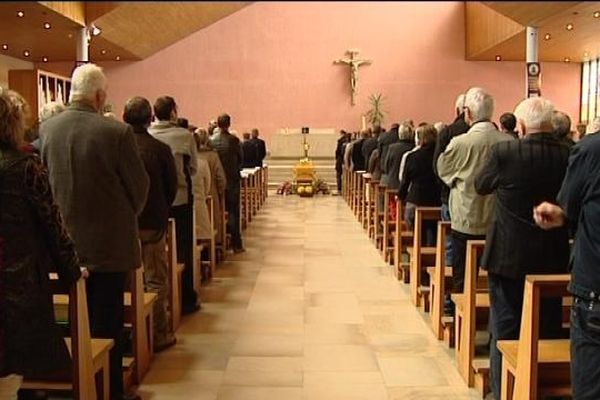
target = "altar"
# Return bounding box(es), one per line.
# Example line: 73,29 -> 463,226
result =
269,128 -> 338,159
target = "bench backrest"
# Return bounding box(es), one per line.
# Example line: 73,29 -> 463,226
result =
166,218 -> 181,332
410,207 -> 441,305
431,220 -> 452,339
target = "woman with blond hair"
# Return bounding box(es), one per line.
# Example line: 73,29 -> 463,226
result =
0,89 -> 83,399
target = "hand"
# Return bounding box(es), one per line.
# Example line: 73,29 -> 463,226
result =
533,202 -> 565,230
80,267 -> 90,279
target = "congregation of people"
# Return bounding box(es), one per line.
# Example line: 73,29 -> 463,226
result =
0,63 -> 266,400
337,87 -> 600,400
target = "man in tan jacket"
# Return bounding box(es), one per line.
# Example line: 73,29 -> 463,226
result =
437,87 -> 513,296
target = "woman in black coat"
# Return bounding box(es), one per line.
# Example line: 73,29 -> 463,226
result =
0,90 -> 82,396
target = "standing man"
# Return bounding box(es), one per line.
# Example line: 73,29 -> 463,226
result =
211,113 -> 245,253
41,64 -> 149,400
362,125 -> 382,167
475,97 -> 570,400
250,128 -> 267,167
335,130 -> 349,193
149,96 -> 200,314
437,87 -> 513,297
378,122 -> 400,185
123,96 -> 179,353
241,132 -> 256,168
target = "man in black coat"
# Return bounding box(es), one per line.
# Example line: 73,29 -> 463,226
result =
335,130 -> 350,192
241,132 -> 256,168
378,123 -> 400,185
250,128 -> 267,167
362,125 -> 382,167
474,97 -> 570,400
351,130 -> 369,171
383,124 -> 414,190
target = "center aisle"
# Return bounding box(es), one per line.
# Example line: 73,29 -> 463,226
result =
139,195 -> 479,400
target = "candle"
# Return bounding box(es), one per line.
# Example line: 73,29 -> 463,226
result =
361,115 -> 366,131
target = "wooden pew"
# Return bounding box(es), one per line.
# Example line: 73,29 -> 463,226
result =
392,198 -> 413,283
29,276 -> 113,400
350,171 -> 357,212
199,195 -> 217,281
361,173 -> 372,231
166,218 -> 183,333
430,220 -> 453,345
498,275 -> 571,400
353,171 -> 365,219
382,188 -> 397,264
263,165 -> 268,202
408,207 -> 441,309
453,240 -> 489,394
367,179 -> 379,240
356,171 -> 365,222
374,183 -> 387,252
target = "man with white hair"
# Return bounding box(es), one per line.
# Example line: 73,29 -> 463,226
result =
41,63 -> 149,400
474,96 -> 570,400
437,87 -> 512,299
551,110 -> 575,147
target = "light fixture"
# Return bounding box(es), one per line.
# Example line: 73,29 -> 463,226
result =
43,22 -> 51,29
115,55 -> 121,61
495,55 -> 502,61
68,33 -> 73,39
594,11 -> 600,18
90,24 -> 102,36
17,11 -> 24,18
564,57 -> 571,63
544,33 -> 551,40
566,23 -> 574,30
23,50 -> 30,57
584,52 -> 589,57
1,44 -> 7,50
101,49 -> 107,55
42,56 -> 48,62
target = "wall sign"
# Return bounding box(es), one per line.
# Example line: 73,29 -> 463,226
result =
527,62 -> 541,97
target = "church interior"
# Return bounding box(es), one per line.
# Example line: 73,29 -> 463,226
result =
1,1 -> 599,400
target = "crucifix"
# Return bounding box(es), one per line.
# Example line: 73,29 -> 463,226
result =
334,49 -> 371,106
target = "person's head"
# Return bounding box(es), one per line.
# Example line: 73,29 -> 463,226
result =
513,97 -> 555,136
463,87 -> 494,125
372,125 -> 383,136
589,116 -> 600,134
398,123 -> 414,142
339,129 -> 347,136
360,129 -> 370,138
499,112 -> 517,133
153,96 -> 177,122
217,113 -> 231,130
0,89 -> 28,150
123,96 -> 152,129
454,93 -> 466,116
251,128 -> 259,138
177,117 -> 189,129
433,121 -> 446,133
69,63 -> 107,111
551,111 -> 571,139
243,132 -> 251,140
39,101 -> 66,123
415,124 -> 437,146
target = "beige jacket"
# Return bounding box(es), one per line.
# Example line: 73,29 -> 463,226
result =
437,121 -> 513,235
193,158 -> 212,239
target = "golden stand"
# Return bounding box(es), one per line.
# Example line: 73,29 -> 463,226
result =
293,135 -> 315,197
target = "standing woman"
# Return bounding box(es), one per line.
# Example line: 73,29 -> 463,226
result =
0,90 -> 83,398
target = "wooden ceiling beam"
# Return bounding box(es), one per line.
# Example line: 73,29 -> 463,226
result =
37,1 -> 86,26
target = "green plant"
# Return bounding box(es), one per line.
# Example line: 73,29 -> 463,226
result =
366,93 -> 386,127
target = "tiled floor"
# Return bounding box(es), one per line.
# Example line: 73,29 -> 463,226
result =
139,195 -> 480,399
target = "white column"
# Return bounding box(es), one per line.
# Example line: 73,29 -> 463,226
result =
526,26 -> 538,63
76,27 -> 89,62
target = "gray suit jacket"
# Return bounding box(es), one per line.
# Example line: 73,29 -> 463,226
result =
40,102 -> 149,273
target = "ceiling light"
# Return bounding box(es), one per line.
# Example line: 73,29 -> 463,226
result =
495,55 -> 502,61
566,23 -> 574,30
90,24 -> 102,36
43,22 -> 51,29
1,44 -> 7,50
564,57 -> 571,63
42,56 -> 48,62
584,52 -> 589,57
544,33 -> 551,40
68,33 -> 73,39
23,50 -> 30,57
594,11 -> 600,18
101,49 -> 107,55
17,11 -> 24,18
115,55 -> 121,61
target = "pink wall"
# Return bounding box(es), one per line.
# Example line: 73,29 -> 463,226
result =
43,2 -> 581,144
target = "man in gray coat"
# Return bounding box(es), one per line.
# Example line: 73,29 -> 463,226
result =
41,64 -> 149,400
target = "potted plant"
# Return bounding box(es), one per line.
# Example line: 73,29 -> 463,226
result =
365,93 -> 386,127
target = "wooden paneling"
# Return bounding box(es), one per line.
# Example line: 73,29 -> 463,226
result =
84,2 -> 119,24
466,2 -> 524,59
38,1 -> 86,26
482,1 -> 582,26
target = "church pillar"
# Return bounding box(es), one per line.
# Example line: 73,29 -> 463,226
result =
76,27 -> 89,62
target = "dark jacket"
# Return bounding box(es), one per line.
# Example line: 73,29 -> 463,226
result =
475,133 -> 570,280
40,102 -> 149,273
251,137 -> 267,167
361,136 -> 379,166
433,113 -> 470,204
133,127 -> 178,231
0,150 -> 81,378
210,130 -> 242,185
351,138 -> 366,171
378,126 -> 399,173
382,139 -> 414,189
398,142 -> 441,206
335,135 -> 349,172
241,140 -> 257,168
557,132 -> 600,299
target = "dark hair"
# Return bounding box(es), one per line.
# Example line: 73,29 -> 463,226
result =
243,132 -> 251,139
499,113 -> 517,131
177,117 -> 189,129
123,96 -> 152,127
217,113 -> 231,129
372,125 -> 383,135
153,96 -> 176,121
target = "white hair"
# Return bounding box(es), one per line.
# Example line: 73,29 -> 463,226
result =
454,93 -> 466,113
398,123 -> 414,141
514,97 -> 555,130
39,101 -> 66,122
464,87 -> 494,122
69,63 -> 107,103
588,116 -> 600,134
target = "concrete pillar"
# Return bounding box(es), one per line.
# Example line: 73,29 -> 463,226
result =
526,26 -> 538,63
76,27 -> 89,62
526,26 -> 540,97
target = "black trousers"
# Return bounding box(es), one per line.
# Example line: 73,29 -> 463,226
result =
86,272 -> 127,398
226,184 -> 243,249
571,297 -> 600,399
170,203 -> 198,308
450,230 -> 485,293
336,167 -> 342,192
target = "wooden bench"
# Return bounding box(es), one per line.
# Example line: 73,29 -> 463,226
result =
409,207 -> 441,308
198,195 -> 217,281
367,179 -> 380,240
392,198 -> 413,283
374,183 -> 387,252
382,189 -> 397,264
361,173 -> 372,231
166,218 -> 184,333
430,221 -> 453,344
498,275 -> 571,400
353,170 -> 365,219
25,275 -> 113,400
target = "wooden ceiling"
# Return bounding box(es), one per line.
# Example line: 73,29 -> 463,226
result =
0,1 -> 250,63
470,1 -> 600,62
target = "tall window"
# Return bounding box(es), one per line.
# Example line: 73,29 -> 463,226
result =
581,58 -> 600,124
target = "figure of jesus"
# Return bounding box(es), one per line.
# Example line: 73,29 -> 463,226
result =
334,50 -> 371,105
